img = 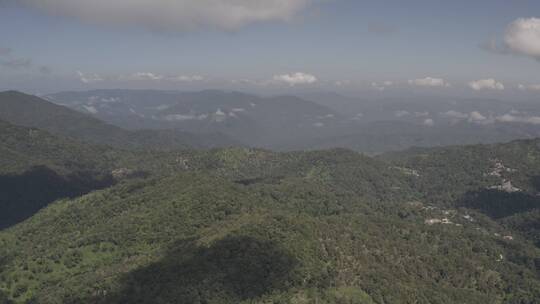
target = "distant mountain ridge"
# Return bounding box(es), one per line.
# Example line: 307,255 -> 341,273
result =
0,90 -> 239,150
47,89 -> 540,154
46,89 -> 343,147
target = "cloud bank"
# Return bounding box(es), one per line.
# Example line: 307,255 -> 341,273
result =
371,81 -> 393,91
77,71 -> 103,84
273,72 -> 317,86
441,110 -> 540,126
468,79 -> 504,91
18,0 -> 312,31
518,84 -> 540,91
408,77 -> 450,87
77,71 -> 206,84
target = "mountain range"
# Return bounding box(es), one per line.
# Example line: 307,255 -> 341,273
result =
0,91 -> 238,150
0,90 -> 538,303
46,89 -> 540,153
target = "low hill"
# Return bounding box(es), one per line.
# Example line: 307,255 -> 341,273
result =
0,119 -> 121,229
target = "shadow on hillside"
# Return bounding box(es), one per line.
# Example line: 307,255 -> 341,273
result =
530,176 -> 540,193
459,189 -> 540,219
459,187 -> 540,248
83,236 -> 298,304
0,166 -> 114,230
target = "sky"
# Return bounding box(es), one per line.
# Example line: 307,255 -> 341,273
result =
0,0 -> 539,97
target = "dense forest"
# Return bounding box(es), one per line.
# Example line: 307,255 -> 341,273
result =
0,92 -> 539,303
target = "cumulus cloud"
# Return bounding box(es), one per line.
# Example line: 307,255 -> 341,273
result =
468,78 -> 504,91
441,109 -> 540,126
518,83 -> 540,91
441,110 -> 469,119
77,71 -> 104,84
394,110 -> 410,118
335,80 -> 352,87
167,75 -> 205,82
423,118 -> 435,127
82,105 -> 98,114
468,111 -> 488,123
371,81 -> 393,91
496,113 -> 540,125
273,72 -> 317,86
124,72 -> 164,81
504,17 -> 540,60
17,0 -> 312,31
408,77 -> 450,87
76,71 -> 207,83
441,110 -> 492,124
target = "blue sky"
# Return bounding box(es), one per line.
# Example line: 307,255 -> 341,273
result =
0,0 -> 539,96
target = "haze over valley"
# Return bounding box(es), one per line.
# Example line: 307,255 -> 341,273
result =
1,1 -> 540,303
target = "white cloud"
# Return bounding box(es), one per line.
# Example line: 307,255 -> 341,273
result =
468,111 -> 488,122
439,110 -> 540,126
468,79 -> 504,91
423,118 -> 435,127
82,105 -> 98,114
371,81 -> 393,91
394,110 -> 410,118
441,110 -> 494,125
408,77 -> 450,87
18,0 -> 312,31
273,72 -> 317,86
335,80 -> 351,87
518,83 -> 540,91
496,113 -> 540,125
124,72 -> 164,81
167,75 -> 205,82
441,110 -> 469,119
163,114 -> 198,121
504,18 -> 540,60
77,71 -> 103,84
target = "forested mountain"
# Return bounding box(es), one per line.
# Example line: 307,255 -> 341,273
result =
46,89 -> 540,154
0,91 -> 238,150
45,90 -> 342,147
0,119 -> 120,229
0,118 -> 203,229
0,124 -> 539,303
5,1 -> 539,303
384,138 -> 540,247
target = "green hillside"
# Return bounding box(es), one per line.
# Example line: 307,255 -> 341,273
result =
0,142 -> 539,303
385,139 -> 540,246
